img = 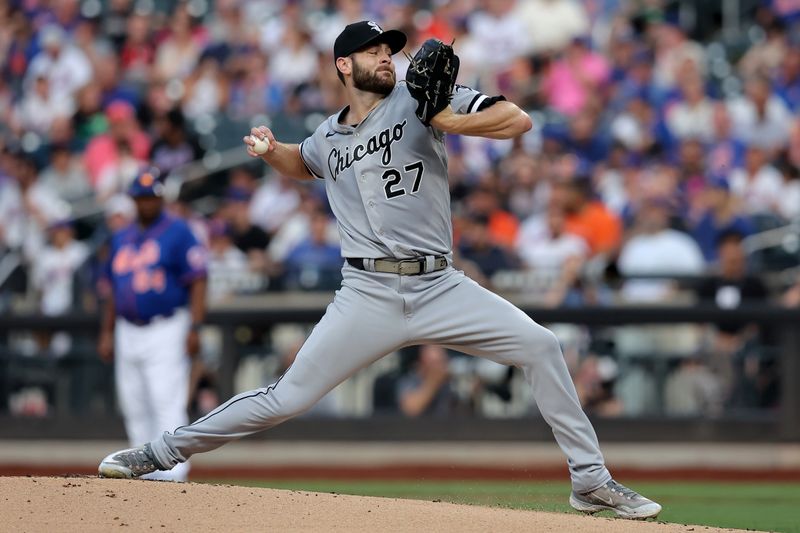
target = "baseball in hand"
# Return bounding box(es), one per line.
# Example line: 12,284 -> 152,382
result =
251,135 -> 270,154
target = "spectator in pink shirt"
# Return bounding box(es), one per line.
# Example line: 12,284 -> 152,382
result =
543,37 -> 610,116
83,100 -> 151,188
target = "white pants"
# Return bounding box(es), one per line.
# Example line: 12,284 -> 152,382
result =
115,309 -> 191,481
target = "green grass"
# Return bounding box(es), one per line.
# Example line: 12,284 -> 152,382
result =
200,479 -> 800,532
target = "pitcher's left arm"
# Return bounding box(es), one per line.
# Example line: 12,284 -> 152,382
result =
430,102 -> 531,139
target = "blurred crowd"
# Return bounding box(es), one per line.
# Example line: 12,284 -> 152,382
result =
2,0 -> 800,419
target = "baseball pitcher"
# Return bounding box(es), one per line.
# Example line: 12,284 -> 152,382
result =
98,171 -> 208,481
99,22 -> 661,518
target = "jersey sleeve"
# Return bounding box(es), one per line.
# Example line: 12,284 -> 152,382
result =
450,84 -> 507,114
298,127 -> 327,180
174,223 -> 208,284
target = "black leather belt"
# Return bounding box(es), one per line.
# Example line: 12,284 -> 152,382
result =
124,309 -> 177,326
346,256 -> 448,275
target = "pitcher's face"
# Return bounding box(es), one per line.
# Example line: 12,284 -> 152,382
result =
351,43 -> 396,95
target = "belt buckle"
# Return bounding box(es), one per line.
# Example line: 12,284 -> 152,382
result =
398,260 -> 420,275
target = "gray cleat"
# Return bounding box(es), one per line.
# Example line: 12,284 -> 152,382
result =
569,480 -> 662,519
98,443 -> 163,479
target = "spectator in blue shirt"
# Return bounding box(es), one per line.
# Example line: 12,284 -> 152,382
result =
774,46 -> 800,112
564,111 -> 611,165
458,213 -> 519,283
707,102 -> 746,176
282,208 -> 342,290
691,176 -> 754,263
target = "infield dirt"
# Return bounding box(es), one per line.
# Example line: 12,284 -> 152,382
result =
0,476 -> 747,532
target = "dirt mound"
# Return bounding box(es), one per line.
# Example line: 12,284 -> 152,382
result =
0,476 -> 738,532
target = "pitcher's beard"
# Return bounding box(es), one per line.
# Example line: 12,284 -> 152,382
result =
352,60 -> 395,95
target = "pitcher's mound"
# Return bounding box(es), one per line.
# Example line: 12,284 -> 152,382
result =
1,476 -> 734,532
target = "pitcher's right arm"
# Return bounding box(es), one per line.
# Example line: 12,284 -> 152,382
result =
243,126 -> 314,181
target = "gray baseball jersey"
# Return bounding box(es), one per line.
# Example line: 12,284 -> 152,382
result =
147,82 -> 613,494
298,83 -> 494,260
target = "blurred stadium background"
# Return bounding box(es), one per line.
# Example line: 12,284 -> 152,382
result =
1,0 -> 800,528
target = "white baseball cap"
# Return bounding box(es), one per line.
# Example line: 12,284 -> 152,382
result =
105,194 -> 136,220
40,25 -> 66,47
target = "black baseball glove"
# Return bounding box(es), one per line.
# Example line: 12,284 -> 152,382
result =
405,39 -> 460,125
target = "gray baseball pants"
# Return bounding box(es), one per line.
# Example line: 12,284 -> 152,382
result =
149,265 -> 612,492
